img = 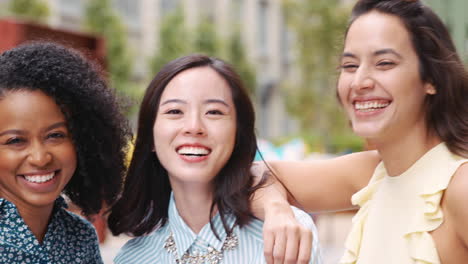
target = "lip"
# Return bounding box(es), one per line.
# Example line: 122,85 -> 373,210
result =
18,169 -> 61,192
176,143 -> 211,152
20,170 -> 58,177
176,143 -> 211,163
351,96 -> 392,117
352,96 -> 392,104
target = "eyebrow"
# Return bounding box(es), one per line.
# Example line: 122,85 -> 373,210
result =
160,98 -> 230,107
0,121 -> 67,137
0,129 -> 25,137
342,48 -> 403,59
47,121 -> 67,131
374,48 -> 402,58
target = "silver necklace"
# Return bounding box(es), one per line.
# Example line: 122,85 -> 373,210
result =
164,231 -> 238,264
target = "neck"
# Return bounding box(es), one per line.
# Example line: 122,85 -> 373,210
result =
17,204 -> 54,244
172,184 -> 215,234
369,126 -> 441,176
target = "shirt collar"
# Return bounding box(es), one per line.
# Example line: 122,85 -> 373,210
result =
167,193 -> 237,256
0,196 -> 69,252
0,196 -> 67,213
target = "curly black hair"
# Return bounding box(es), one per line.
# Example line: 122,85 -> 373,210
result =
0,42 -> 132,216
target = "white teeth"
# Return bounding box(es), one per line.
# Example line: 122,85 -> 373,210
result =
24,172 -> 55,183
355,101 -> 389,111
177,146 -> 209,155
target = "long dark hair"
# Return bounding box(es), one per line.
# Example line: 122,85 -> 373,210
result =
0,42 -> 132,215
346,0 -> 468,157
108,54 -> 260,237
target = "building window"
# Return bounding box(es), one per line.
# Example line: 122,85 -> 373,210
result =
114,0 -> 140,28
257,0 -> 268,56
161,0 -> 179,16
231,0 -> 244,23
58,0 -> 83,18
198,0 -> 215,21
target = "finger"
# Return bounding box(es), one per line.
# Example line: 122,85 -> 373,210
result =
263,229 -> 275,264
273,231 -> 287,264
297,228 -> 313,264
283,228 -> 300,264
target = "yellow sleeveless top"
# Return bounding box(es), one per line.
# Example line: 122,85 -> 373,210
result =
340,143 -> 468,264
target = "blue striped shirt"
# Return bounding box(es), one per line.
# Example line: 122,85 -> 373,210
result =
115,194 -> 322,264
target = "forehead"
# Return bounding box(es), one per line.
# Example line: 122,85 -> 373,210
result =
0,90 -> 64,126
345,11 -> 415,54
161,67 -> 233,103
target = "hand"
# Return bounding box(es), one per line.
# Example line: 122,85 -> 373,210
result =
250,162 -> 313,263
263,202 -> 312,264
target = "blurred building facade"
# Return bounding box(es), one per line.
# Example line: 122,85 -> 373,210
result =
0,0 -> 298,139
425,0 -> 468,61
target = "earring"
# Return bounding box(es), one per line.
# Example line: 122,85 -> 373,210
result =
426,87 -> 436,95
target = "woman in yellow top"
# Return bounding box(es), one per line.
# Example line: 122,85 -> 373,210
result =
254,0 -> 468,263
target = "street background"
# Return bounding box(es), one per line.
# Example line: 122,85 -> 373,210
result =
1,0 -> 466,263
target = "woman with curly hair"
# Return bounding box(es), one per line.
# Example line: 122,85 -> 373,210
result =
0,42 -> 131,263
108,54 -> 322,264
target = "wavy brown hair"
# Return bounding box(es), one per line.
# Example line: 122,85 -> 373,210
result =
345,0 -> 468,157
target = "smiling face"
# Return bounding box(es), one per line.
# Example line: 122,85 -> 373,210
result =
153,66 -> 237,189
0,90 -> 76,212
338,11 -> 434,142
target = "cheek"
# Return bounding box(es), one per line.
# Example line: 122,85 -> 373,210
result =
152,119 -> 173,162
336,76 -> 349,105
0,150 -> 20,170
61,143 -> 78,175
227,122 -> 237,147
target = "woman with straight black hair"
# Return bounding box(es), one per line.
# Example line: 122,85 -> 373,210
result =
253,0 -> 468,263
108,54 -> 322,264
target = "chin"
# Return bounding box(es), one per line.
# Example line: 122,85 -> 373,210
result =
352,124 -> 385,139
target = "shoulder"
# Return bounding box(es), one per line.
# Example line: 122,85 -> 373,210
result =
114,225 -> 169,264
240,206 -> 318,244
445,162 -> 468,246
51,209 -> 103,263
59,209 -> 97,236
291,206 -> 317,230
446,162 -> 468,206
238,217 -> 265,245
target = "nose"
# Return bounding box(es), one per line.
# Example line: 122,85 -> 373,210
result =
183,113 -> 206,136
27,141 -> 52,167
350,66 -> 375,92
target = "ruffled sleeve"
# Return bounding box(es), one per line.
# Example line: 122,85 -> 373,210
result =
340,143 -> 467,264
340,163 -> 386,264
403,156 -> 468,264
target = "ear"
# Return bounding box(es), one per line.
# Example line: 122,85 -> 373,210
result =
424,83 -> 436,95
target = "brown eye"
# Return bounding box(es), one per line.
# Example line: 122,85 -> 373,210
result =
206,110 -> 223,115
165,109 -> 183,115
6,137 -> 24,145
341,64 -> 358,72
47,132 -> 66,139
376,61 -> 395,70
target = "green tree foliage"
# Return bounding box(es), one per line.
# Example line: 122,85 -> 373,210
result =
282,0 -> 363,152
193,17 -> 219,56
84,0 -> 133,101
151,9 -> 256,95
227,31 -> 256,95
8,0 -> 49,22
150,8 -> 189,74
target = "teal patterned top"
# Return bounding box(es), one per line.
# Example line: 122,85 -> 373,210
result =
0,197 -> 103,264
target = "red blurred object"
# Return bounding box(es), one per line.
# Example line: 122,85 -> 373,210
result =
0,18 -> 106,69
0,18 -> 108,243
